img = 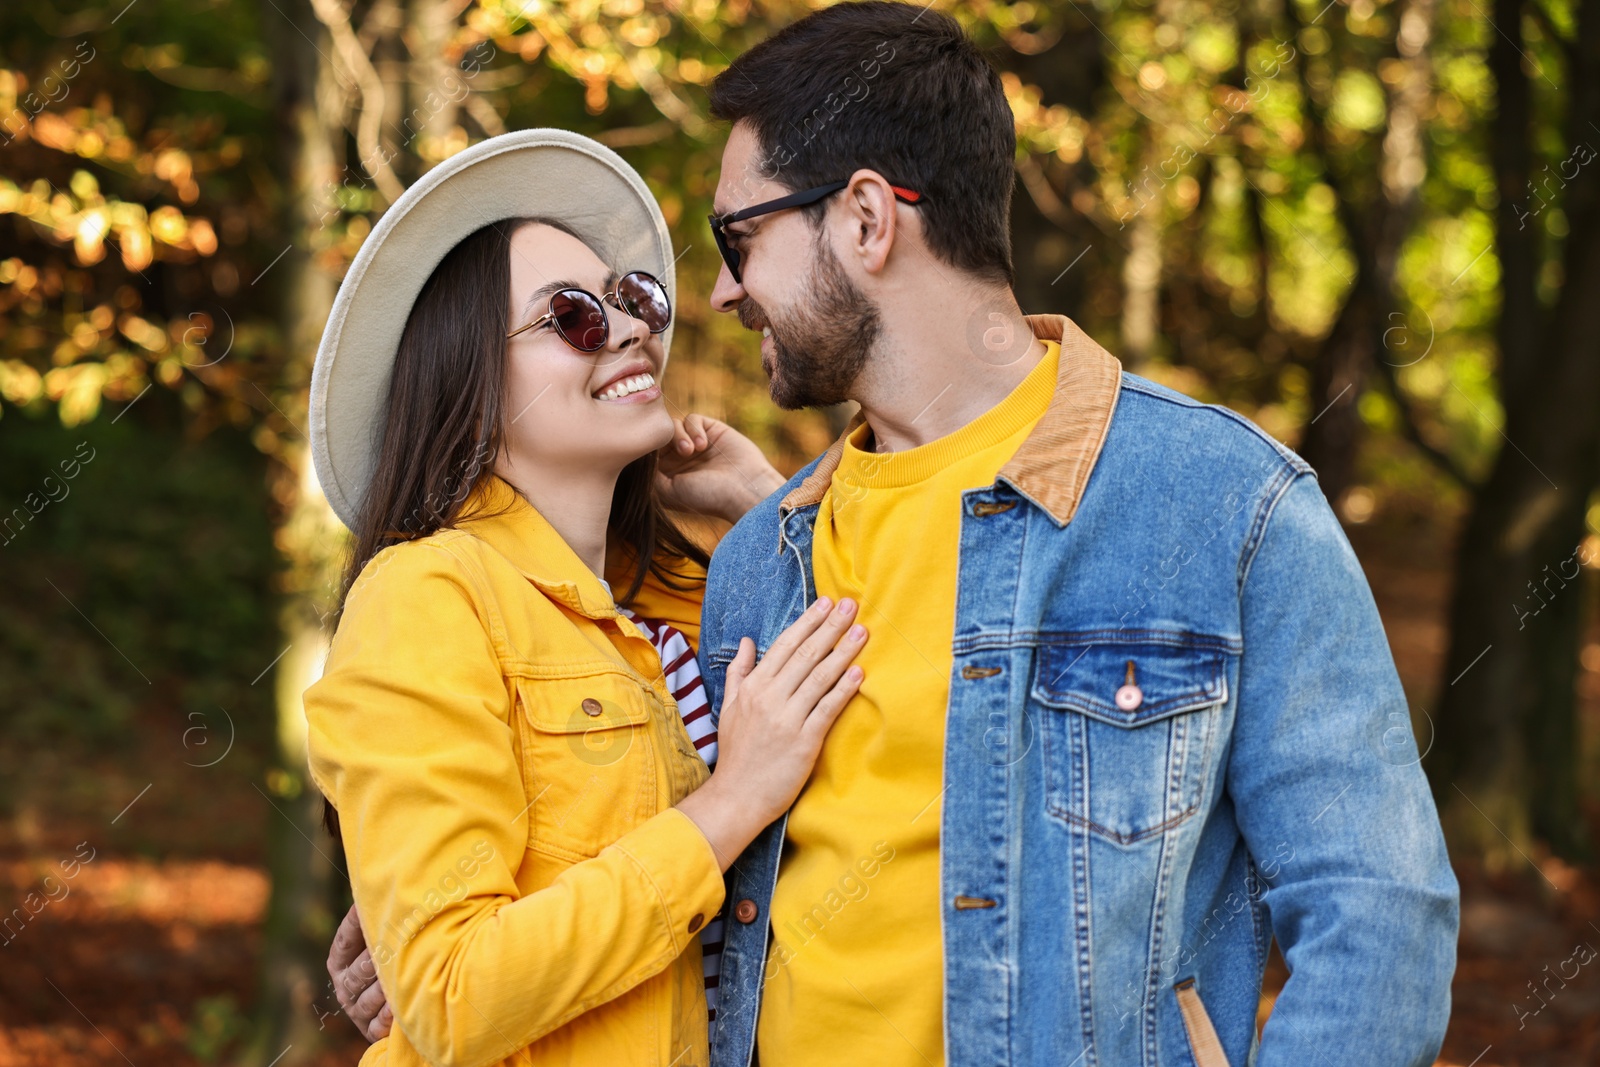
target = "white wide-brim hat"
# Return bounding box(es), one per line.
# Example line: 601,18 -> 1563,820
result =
309,129 -> 676,530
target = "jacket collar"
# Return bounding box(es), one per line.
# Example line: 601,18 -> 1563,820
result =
778,314 -> 1122,526
455,474 -> 620,619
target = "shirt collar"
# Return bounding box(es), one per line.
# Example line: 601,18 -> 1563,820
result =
778,313 -> 1122,526
455,475 -> 621,619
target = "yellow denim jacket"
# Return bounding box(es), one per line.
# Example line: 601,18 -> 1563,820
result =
305,475 -> 724,1067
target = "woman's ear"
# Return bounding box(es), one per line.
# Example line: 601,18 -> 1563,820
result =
841,170 -> 899,275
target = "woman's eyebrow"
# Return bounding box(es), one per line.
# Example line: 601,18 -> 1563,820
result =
518,271 -> 622,323
521,279 -> 583,320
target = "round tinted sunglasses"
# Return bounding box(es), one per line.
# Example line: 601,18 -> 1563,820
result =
505,270 -> 671,353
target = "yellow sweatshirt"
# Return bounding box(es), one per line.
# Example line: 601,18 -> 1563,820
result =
758,342 -> 1061,1067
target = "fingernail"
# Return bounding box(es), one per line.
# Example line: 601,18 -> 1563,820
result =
813,596 -> 832,613
837,598 -> 856,616
849,624 -> 867,640
847,665 -> 864,680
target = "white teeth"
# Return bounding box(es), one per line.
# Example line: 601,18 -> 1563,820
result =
595,372 -> 656,401
762,327 -> 772,339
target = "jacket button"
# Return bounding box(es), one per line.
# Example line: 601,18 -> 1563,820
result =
581,698 -> 603,717
734,899 -> 759,924
687,913 -> 705,934
1116,661 -> 1143,711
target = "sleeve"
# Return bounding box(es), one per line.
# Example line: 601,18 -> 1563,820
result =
1228,472 -> 1458,1067
305,543 -> 724,1067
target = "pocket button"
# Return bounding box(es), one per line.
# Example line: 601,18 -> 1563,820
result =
1115,659 -> 1143,710
581,698 -> 603,717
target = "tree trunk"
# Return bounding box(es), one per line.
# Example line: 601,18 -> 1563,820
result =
1430,0 -> 1600,864
248,0 -> 348,1060
1001,11 -> 1105,322
1296,281 -> 1372,504
371,0 -> 408,184
1293,0 -> 1435,504
407,0 -> 462,166
1120,181 -> 1162,369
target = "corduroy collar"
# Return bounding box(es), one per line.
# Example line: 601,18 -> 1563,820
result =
778,313 -> 1122,527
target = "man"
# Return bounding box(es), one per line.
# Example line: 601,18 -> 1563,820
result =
334,4 -> 1458,1064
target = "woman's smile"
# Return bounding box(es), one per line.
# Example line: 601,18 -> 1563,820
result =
592,362 -> 662,403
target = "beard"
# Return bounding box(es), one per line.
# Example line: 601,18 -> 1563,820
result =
738,231 -> 880,410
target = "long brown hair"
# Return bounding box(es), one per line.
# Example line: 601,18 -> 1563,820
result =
338,215 -> 708,616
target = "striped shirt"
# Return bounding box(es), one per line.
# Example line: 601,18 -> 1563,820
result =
620,607 -> 723,1037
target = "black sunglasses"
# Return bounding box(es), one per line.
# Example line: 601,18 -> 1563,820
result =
505,270 -> 671,353
709,180 -> 926,284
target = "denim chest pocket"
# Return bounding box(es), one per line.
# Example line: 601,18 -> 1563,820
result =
706,641 -> 770,696
514,673 -> 654,861
704,648 -> 734,711
1032,638 -> 1229,845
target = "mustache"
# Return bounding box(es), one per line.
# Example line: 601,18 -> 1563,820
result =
737,299 -> 770,333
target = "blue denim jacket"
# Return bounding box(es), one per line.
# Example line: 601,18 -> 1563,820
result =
699,315 -> 1458,1067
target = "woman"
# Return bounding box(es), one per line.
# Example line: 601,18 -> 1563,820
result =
304,131 -> 867,1067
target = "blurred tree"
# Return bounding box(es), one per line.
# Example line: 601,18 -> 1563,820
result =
1431,0 -> 1600,863
1291,0 -> 1452,502
246,0 -> 346,1061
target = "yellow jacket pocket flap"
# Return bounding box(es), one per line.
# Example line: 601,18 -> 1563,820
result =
516,675 -> 651,734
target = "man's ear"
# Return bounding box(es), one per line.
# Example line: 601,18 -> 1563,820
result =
840,170 -> 900,275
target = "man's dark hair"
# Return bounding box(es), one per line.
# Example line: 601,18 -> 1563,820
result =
709,1 -> 1016,286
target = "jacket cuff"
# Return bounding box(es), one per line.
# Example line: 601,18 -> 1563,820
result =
610,807 -> 726,955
